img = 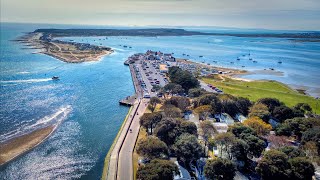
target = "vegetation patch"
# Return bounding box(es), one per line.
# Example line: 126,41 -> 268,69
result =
202,76 -> 319,112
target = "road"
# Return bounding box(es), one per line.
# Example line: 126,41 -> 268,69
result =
117,99 -> 148,180
106,57 -> 168,180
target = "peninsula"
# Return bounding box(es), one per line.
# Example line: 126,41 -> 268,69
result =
16,32 -> 113,63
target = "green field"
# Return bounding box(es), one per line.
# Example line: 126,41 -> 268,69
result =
201,76 -> 319,113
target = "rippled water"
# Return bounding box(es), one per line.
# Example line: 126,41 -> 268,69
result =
1,23 -> 320,179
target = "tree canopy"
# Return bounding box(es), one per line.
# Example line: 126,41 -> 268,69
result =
243,116 -> 272,136
137,136 -> 169,159
140,112 -> 163,134
137,159 -> 179,180
256,149 -> 292,180
148,97 -> 161,112
174,133 -> 203,164
204,158 -> 236,180
168,66 -> 200,91
257,98 -> 281,112
249,103 -> 271,122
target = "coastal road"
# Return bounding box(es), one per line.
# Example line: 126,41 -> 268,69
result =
117,99 -> 148,180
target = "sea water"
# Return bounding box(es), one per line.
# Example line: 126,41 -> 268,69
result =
0,23 -> 320,179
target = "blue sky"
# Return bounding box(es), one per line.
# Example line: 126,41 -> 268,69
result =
1,0 -> 320,30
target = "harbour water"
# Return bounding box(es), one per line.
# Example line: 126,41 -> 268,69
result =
0,23 -> 320,179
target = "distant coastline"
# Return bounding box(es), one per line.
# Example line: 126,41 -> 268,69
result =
16,28 -> 320,63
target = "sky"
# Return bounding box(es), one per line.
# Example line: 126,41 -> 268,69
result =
1,0 -> 320,30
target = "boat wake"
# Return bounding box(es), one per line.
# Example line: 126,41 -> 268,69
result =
0,78 -> 53,84
0,105 -> 72,143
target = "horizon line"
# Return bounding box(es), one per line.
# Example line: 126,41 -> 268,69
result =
1,21 -> 320,32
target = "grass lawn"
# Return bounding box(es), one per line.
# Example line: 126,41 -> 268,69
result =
201,76 -> 319,113
133,128 -> 148,180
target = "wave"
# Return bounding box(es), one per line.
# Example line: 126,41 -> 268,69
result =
0,106 -> 72,143
0,78 -> 53,84
17,71 -> 31,74
213,39 -> 223,43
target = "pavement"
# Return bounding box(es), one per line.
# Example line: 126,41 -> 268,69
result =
106,57 -> 167,180
117,99 -> 148,180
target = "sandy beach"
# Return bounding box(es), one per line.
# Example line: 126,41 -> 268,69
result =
0,126 -> 55,166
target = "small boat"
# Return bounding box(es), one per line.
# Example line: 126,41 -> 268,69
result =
199,55 -> 203,58
249,58 -> 253,60
253,61 -> 257,63
278,61 -> 282,64
237,57 -> 240,60
187,55 -> 190,57
230,62 -> 234,64
242,66 -> 245,67
182,53 -> 186,56
52,76 -> 59,80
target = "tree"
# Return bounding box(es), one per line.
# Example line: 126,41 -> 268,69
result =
220,99 -> 239,117
235,97 -> 252,116
276,117 -> 320,140
152,85 -> 161,91
301,126 -> 320,154
137,159 -> 179,180
256,149 -> 291,180
301,141 -> 319,162
168,66 -> 200,91
242,134 -> 266,158
148,97 -> 161,112
154,118 -> 181,145
139,112 -> 162,134
278,146 -> 305,159
257,98 -> 281,112
137,136 -> 169,159
230,139 -> 249,162
188,88 -> 206,98
163,83 -> 184,95
289,157 -> 315,180
167,96 -> 190,112
194,105 -> 211,120
228,123 -> 256,138
272,105 -> 295,123
200,120 -> 217,148
204,158 -> 236,180
162,104 -> 182,118
294,103 -> 312,114
243,116 -> 272,136
180,121 -> 198,136
174,134 -> 203,164
214,132 -> 236,159
249,103 -> 271,122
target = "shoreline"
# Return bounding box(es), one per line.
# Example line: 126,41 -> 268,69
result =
16,32 -> 113,63
0,125 -> 57,166
177,58 -> 319,97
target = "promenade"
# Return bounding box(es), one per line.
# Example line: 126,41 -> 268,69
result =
105,64 -> 147,180
105,52 -> 169,180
